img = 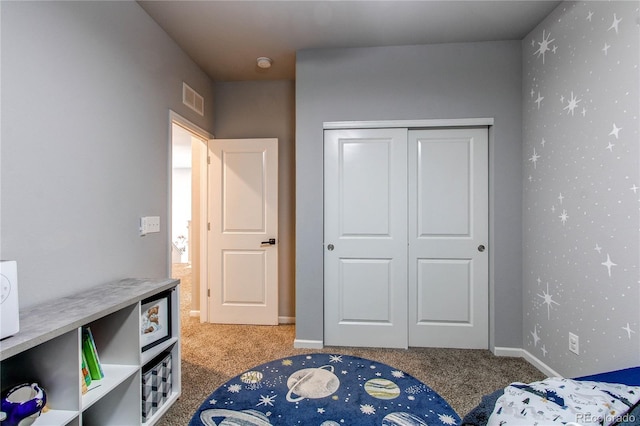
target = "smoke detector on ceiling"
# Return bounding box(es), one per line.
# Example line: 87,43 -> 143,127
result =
256,57 -> 272,69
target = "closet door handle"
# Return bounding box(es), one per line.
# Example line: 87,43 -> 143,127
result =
261,238 -> 276,245
478,245 -> 486,252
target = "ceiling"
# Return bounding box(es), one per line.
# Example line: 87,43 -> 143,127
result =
138,0 -> 561,82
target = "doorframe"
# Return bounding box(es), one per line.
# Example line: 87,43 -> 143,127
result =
168,110 -> 213,323
318,118 -> 495,349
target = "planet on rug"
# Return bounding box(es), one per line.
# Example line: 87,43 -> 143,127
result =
189,353 -> 460,426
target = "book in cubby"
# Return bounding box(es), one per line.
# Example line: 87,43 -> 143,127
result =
82,326 -> 104,380
81,350 -> 91,395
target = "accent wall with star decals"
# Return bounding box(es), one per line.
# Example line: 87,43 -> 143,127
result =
522,1 -> 639,377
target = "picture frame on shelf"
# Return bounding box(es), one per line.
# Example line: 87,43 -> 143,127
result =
140,290 -> 172,352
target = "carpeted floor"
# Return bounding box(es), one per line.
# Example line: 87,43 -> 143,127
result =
158,263 -> 545,425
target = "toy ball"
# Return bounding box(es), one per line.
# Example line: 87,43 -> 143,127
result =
0,383 -> 46,426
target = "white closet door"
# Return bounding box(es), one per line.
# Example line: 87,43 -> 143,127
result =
324,128 -> 408,348
408,128 -> 488,348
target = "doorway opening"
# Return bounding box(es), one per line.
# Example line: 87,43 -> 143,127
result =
169,112 -> 210,322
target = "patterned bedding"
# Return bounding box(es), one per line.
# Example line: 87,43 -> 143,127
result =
462,377 -> 640,426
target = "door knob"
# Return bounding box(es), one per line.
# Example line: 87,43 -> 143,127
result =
478,244 -> 486,252
327,244 -> 334,251
261,238 -> 276,245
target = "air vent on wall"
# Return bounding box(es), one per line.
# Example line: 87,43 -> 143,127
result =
182,82 -> 204,116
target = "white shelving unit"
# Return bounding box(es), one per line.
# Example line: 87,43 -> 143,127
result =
0,278 -> 180,426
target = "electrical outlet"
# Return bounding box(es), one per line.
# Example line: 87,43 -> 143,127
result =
569,332 -> 579,355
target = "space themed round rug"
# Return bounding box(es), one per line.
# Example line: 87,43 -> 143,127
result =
189,353 -> 460,426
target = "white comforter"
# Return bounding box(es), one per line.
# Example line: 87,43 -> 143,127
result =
488,377 -> 640,426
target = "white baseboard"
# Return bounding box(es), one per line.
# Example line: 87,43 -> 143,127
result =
492,346 -> 525,358
294,339 -> 323,349
493,346 -> 562,378
189,310 -> 200,318
278,316 -> 296,324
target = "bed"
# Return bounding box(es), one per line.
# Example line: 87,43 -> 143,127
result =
461,367 -> 640,426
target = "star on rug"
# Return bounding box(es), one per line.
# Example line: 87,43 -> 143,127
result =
189,353 -> 460,426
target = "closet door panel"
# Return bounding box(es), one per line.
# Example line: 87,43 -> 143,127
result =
417,139 -> 470,236
324,128 -> 408,348
416,259 -> 471,323
340,140 -> 391,236
409,128 -> 488,349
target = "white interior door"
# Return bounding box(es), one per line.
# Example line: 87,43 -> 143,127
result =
208,138 -> 278,325
408,128 -> 488,348
324,128 -> 408,348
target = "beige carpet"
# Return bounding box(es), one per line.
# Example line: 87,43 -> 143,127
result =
158,263 -> 545,425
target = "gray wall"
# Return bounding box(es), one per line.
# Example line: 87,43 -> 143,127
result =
1,1 -> 214,308
522,1 -> 639,376
214,80 -> 296,319
295,41 -> 524,348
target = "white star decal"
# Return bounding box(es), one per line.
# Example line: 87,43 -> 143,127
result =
609,123 -> 622,139
534,29 -> 555,64
558,193 -> 564,204
622,323 -> 635,339
535,92 -> 544,109
631,185 -> 639,194
537,282 -> 560,320
317,407 -> 325,414
606,142 -> 615,152
531,327 -> 541,346
541,138 -> 546,147
209,398 -> 217,405
594,244 -> 602,253
563,91 -> 581,115
602,254 -> 617,277
559,209 -> 569,225
587,11 -> 593,21
541,345 -> 548,357
603,43 -> 610,55
608,13 -> 622,34
529,148 -> 540,168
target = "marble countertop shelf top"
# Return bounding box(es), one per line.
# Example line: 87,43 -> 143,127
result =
0,278 -> 179,361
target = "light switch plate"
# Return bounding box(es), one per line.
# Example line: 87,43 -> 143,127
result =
140,216 -> 160,236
